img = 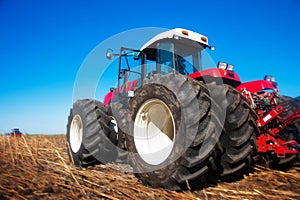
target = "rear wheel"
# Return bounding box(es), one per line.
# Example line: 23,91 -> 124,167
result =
66,99 -> 118,167
215,84 -> 259,179
125,74 -> 224,190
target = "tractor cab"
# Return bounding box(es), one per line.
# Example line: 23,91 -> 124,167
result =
140,28 -> 211,75
140,28 -> 241,86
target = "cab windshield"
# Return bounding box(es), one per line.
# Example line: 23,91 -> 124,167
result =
144,38 -> 207,75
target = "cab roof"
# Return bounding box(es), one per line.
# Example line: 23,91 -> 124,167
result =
140,28 -> 209,51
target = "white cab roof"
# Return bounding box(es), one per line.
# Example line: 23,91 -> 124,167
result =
140,28 -> 209,51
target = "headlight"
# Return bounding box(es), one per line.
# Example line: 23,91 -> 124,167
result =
217,62 -> 234,70
264,75 -> 275,82
227,64 -> 234,71
217,62 -> 227,69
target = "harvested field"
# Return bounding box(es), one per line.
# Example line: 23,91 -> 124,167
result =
0,135 -> 299,200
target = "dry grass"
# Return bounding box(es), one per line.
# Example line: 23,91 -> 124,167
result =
0,135 -> 299,200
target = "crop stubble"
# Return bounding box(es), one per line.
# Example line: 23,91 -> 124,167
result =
0,135 -> 299,200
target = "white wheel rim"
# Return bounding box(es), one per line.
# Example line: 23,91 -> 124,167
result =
110,117 -> 118,133
134,99 -> 176,165
70,114 -> 83,153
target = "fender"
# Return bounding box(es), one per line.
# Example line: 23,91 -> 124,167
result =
104,91 -> 114,106
236,80 -> 278,94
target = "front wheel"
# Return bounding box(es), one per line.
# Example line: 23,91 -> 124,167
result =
126,74 -> 224,190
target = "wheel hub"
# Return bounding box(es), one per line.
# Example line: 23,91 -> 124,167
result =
70,114 -> 83,153
134,99 -> 176,165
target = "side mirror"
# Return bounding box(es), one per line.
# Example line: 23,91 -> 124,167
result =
209,46 -> 216,51
106,48 -> 114,60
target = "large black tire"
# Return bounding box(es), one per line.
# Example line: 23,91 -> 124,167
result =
125,73 -> 224,190
210,84 -> 259,179
66,99 -> 118,167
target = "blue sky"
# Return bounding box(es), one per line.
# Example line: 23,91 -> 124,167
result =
0,0 -> 299,134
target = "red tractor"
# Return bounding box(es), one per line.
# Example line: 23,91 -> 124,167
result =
10,128 -> 23,137
66,28 -> 300,190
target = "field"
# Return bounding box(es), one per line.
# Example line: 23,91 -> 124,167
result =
0,135 -> 300,200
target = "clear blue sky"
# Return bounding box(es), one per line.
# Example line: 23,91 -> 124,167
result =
0,0 -> 299,134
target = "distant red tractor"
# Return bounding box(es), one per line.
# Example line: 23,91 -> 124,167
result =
10,128 -> 23,137
67,28 -> 300,190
